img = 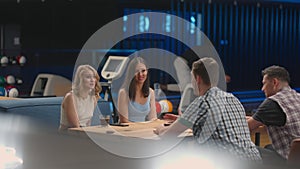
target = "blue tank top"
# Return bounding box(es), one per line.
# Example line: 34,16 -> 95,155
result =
128,95 -> 151,122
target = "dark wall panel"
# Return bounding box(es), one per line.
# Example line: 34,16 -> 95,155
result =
165,0 -> 300,91
117,0 -> 300,91
1,0 -> 300,94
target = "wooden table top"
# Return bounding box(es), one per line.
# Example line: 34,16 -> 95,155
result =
69,119 -> 270,147
68,119 -> 193,140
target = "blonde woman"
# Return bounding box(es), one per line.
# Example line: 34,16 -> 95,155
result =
59,65 -> 101,130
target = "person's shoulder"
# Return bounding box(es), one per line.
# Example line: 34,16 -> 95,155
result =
118,88 -> 128,96
64,91 -> 73,99
210,87 -> 230,96
149,87 -> 154,93
149,88 -> 155,96
212,88 -> 241,102
62,91 -> 74,106
262,98 -> 278,106
64,91 -> 74,101
119,88 -> 126,93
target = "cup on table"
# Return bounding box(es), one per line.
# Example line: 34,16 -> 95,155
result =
100,115 -> 110,127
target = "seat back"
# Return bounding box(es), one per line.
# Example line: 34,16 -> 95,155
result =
173,57 -> 191,92
288,138 -> 300,167
178,83 -> 197,113
91,100 -> 113,125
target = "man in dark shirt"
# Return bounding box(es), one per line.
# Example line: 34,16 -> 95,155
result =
247,65 -> 300,166
252,99 -> 286,127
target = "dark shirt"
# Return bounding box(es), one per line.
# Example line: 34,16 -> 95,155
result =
252,99 -> 286,126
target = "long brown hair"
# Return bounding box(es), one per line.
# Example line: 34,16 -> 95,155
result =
122,57 -> 150,101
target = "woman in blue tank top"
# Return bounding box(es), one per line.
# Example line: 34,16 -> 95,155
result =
118,57 -> 157,123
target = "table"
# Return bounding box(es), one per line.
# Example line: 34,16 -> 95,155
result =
69,120 -> 271,157
69,120 -> 271,147
250,125 -> 271,147
68,119 -> 192,139
68,119 -> 193,158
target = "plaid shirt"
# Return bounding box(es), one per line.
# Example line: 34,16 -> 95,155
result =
268,86 -> 300,159
179,87 -> 261,161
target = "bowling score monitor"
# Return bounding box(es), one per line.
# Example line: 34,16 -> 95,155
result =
101,56 -> 129,80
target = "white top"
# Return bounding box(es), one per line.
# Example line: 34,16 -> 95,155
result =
60,93 -> 95,128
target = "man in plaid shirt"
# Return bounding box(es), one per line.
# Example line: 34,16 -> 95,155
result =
247,65 -> 300,165
154,57 -> 261,162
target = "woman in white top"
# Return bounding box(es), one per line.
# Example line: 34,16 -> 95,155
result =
118,57 -> 157,123
59,64 -> 101,130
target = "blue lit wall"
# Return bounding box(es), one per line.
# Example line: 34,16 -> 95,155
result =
119,0 -> 300,91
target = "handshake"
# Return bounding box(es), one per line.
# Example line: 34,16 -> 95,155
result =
153,113 -> 180,135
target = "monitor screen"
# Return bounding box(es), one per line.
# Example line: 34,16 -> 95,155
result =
101,56 -> 129,80
104,59 -> 123,72
33,78 -> 48,96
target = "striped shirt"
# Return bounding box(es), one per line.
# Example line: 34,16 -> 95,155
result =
179,87 -> 261,161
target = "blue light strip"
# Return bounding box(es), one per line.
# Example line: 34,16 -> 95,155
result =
264,0 -> 300,3
22,49 -> 137,54
239,98 -> 265,103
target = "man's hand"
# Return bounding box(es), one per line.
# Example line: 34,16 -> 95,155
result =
163,113 -> 179,121
247,116 -> 264,131
153,125 -> 168,135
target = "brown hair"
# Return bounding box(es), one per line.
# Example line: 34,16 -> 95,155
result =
122,57 -> 150,101
192,57 -> 219,86
262,65 -> 290,84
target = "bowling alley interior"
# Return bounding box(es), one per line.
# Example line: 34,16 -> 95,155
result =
0,0 -> 300,169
